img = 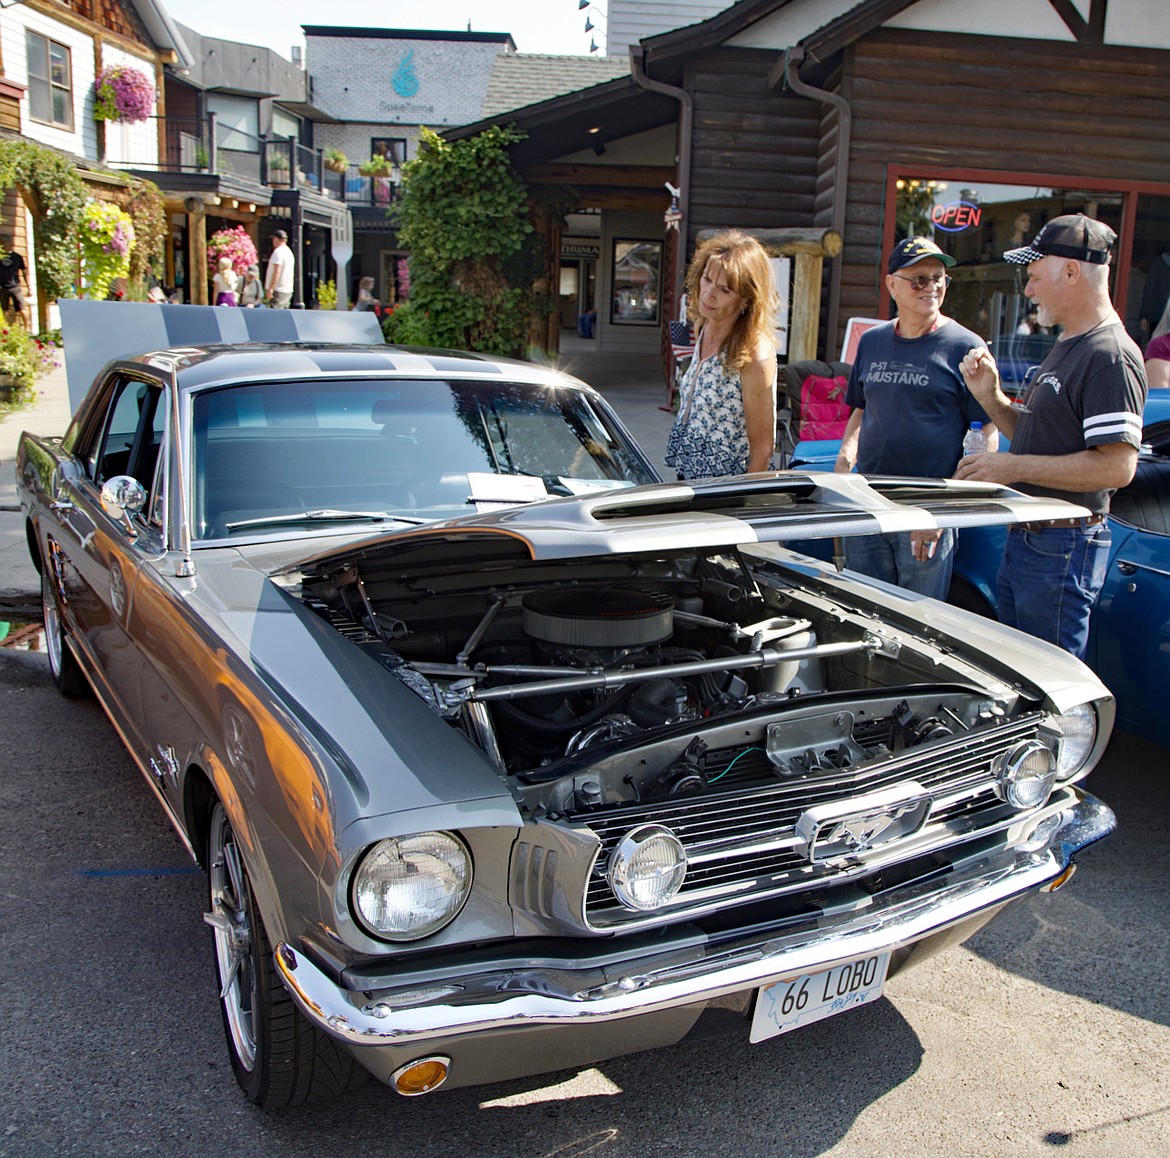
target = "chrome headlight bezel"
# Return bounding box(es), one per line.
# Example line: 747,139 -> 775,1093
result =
1051,703 -> 1099,781
351,831 -> 472,942
607,823 -> 687,912
994,739 -> 1058,810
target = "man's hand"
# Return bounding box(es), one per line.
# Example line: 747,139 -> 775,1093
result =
910,528 -> 942,562
954,451 -> 1016,484
959,347 -> 1001,404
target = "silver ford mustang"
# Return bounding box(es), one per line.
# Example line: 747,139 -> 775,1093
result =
17,342 -> 1115,1106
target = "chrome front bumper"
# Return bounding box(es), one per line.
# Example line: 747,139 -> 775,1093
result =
276,792 -> 1114,1050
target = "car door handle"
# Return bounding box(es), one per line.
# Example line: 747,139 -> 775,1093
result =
1117,561 -> 1137,576
51,499 -> 74,512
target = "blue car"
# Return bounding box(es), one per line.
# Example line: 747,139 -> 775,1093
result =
791,392 -> 1170,748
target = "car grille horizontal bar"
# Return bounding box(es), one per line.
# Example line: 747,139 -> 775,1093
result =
577,712 -> 1045,925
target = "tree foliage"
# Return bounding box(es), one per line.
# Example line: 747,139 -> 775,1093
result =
383,125 -> 534,356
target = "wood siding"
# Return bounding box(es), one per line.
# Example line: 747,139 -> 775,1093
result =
835,28 -> 1170,348
685,48 -> 821,245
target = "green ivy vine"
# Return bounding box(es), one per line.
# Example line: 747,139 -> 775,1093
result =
0,140 -> 88,301
383,125 -> 534,357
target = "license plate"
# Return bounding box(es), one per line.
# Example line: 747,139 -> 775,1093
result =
749,953 -> 890,1043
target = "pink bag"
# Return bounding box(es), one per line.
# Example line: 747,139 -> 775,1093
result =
799,373 -> 850,440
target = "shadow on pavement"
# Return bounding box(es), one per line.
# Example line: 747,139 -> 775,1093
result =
963,729 -> 1170,1027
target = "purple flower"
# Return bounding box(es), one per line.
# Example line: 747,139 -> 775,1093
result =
94,65 -> 155,124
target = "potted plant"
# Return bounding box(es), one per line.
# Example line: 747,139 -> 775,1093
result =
316,279 -> 337,310
358,156 -> 393,178
325,148 -> 348,173
268,152 -> 290,184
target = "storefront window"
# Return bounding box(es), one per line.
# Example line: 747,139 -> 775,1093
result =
887,175 -> 1138,381
611,240 -> 661,326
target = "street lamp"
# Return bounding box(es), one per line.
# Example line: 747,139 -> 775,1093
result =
578,3 -> 606,53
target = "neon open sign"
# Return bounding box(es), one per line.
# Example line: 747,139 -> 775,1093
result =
931,201 -> 982,232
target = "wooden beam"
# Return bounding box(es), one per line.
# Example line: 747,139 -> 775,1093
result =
525,163 -> 676,189
697,226 -> 842,258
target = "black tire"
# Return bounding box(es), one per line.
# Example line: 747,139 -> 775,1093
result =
946,572 -> 996,620
204,801 -> 367,1107
41,567 -> 89,697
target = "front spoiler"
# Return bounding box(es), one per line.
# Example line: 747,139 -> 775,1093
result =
276,792 -> 1114,1049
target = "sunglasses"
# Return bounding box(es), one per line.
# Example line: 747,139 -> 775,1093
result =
892,273 -> 952,290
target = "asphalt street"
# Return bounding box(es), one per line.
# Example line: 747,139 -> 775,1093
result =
1,641 -> 1168,1157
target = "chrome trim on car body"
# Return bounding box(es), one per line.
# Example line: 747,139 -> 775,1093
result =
275,792 -> 1113,1048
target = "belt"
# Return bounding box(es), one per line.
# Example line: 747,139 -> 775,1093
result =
1014,513 -> 1106,533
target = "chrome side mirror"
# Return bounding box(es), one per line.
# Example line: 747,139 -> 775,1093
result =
100,475 -> 147,536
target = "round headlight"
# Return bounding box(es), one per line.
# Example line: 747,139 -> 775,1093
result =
607,824 -> 687,911
995,740 -> 1057,810
352,832 -> 471,941
1053,704 -> 1097,780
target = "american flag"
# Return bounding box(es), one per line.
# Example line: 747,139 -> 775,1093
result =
669,319 -> 695,359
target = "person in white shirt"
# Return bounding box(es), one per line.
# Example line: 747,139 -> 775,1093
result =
265,230 -> 295,308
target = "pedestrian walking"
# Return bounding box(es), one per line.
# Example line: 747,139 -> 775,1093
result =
265,230 -> 295,308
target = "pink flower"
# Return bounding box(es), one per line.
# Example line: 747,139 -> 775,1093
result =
94,65 -> 155,124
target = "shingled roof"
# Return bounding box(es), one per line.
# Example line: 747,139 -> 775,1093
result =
480,53 -> 629,119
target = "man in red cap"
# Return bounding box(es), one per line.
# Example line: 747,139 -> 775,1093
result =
956,213 -> 1148,658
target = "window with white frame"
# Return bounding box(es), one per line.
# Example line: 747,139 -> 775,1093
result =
207,93 -> 260,153
26,30 -> 73,130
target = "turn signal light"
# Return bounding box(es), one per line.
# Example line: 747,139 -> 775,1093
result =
1040,864 -> 1077,894
391,1056 -> 451,1096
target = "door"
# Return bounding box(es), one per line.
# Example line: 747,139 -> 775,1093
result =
50,375 -> 167,745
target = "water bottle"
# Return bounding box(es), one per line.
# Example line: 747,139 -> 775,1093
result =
962,421 -> 986,456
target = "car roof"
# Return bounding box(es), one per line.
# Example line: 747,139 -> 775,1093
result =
115,343 -> 590,395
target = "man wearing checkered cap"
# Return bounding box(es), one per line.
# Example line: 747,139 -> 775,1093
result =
956,213 -> 1148,659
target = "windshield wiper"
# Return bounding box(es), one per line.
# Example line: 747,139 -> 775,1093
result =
223,509 -> 428,531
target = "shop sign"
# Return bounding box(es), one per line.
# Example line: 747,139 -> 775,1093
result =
931,201 -> 983,232
562,239 -> 601,259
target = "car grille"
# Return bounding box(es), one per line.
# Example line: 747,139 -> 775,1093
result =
572,711 -> 1046,928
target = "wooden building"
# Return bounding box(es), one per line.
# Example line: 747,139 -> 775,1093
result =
451,0 -> 1170,363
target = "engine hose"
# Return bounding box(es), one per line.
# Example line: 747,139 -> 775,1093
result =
493,688 -> 629,735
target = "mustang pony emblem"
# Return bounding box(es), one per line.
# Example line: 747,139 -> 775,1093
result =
825,812 -> 901,854
795,782 -> 934,864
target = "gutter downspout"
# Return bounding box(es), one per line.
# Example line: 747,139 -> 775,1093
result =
784,47 -> 851,357
630,46 -> 693,311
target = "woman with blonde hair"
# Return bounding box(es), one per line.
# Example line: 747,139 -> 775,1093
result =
212,256 -> 238,306
665,230 -> 778,479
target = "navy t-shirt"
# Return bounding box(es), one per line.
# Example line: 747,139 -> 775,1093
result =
846,319 -> 989,477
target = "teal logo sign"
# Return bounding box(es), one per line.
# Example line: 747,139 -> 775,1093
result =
392,50 -> 419,98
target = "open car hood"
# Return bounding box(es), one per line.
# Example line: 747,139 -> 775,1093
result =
283,472 -> 1089,579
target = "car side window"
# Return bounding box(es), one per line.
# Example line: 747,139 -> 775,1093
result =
91,376 -> 167,524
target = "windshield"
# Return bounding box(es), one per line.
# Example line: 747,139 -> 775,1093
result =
191,376 -> 656,541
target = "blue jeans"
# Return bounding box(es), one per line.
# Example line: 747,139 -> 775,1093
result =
844,530 -> 955,600
997,524 -> 1111,660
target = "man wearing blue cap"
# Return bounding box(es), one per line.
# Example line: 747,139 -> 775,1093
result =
835,236 -> 995,598
956,213 -> 1148,658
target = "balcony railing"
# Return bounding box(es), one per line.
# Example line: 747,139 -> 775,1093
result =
134,115 -> 400,207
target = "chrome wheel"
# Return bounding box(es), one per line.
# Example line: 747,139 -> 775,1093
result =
202,798 -> 366,1105
41,564 -> 87,697
205,802 -> 258,1073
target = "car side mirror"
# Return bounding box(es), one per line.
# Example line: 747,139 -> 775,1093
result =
100,475 -> 147,536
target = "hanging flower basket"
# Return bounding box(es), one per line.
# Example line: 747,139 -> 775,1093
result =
207,226 -> 259,276
93,65 -> 155,124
